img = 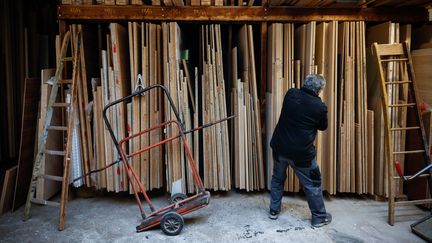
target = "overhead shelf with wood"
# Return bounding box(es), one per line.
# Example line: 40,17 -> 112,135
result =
57,5 -> 430,22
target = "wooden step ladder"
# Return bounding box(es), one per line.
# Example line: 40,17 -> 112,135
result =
23,30 -> 81,230
372,41 -> 432,225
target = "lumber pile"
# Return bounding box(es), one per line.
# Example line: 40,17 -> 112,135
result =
268,0 -> 429,7
315,21 -> 338,195
61,0 -> 249,6
266,21 -> 375,195
337,22 -> 369,194
200,24 -> 231,191
162,22 -> 194,193
231,25 -> 264,191
92,22 -> 166,192
266,23 -> 300,192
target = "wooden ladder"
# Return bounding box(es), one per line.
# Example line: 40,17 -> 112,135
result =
23,30 -> 80,230
372,41 -> 432,225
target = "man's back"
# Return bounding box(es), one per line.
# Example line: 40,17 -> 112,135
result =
270,87 -> 328,162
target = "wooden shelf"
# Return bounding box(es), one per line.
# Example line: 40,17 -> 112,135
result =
58,5 -> 429,23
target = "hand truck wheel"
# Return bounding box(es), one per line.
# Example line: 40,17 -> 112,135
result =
161,211 -> 184,236
170,193 -> 188,205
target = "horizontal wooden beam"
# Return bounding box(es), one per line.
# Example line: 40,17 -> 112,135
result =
58,5 -> 429,23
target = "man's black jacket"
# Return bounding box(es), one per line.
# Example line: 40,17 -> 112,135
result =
270,87 -> 328,162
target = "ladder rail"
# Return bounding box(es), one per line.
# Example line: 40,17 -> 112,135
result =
58,30 -> 81,231
373,42 -> 396,226
23,31 -> 72,220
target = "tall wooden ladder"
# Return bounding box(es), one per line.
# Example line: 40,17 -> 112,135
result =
23,30 -> 80,230
372,41 -> 432,225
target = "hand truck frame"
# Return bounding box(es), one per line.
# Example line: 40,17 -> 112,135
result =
103,84 -> 233,236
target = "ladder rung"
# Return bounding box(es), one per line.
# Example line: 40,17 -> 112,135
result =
390,126 -> 420,131
388,103 -> 416,108
59,79 -> 73,84
385,81 -> 412,85
394,174 -> 430,180
53,103 -> 69,108
61,57 -> 73,62
395,199 -> 432,207
380,58 -> 408,62
393,150 -> 425,155
31,198 -> 60,207
38,174 -> 64,182
48,126 -> 68,131
45,150 -> 66,156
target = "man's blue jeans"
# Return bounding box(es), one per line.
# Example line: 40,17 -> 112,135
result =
270,151 -> 327,222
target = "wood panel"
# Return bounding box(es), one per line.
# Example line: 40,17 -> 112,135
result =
12,78 -> 40,211
0,166 -> 17,215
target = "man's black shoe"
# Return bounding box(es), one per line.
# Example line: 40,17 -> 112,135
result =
269,210 -> 279,220
312,213 -> 332,228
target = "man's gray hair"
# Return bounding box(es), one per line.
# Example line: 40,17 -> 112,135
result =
303,74 -> 326,93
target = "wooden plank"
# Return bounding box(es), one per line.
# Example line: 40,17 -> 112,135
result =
0,166 -> 17,215
101,49 -> 114,192
367,110 -> 374,194
79,25 -> 96,187
12,78 -> 40,211
141,22 -> 150,190
412,48 -> 432,107
247,25 -> 264,189
110,23 -> 130,191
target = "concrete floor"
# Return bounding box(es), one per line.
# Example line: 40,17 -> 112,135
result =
0,191 -> 429,242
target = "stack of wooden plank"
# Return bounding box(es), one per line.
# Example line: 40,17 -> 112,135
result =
231,25 -> 264,191
366,22 -> 411,198
315,21 -> 338,195
61,0 -> 247,6
266,21 -> 374,195
200,24 -> 231,191
161,22 -> 195,193
268,0 -> 430,7
266,23 -> 300,192
91,22 -> 167,193
91,23 -> 130,192
337,22 -> 369,194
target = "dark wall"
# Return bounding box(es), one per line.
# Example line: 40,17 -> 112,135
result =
0,0 -> 57,166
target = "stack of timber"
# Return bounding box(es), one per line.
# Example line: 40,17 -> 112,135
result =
92,22 -> 166,193
200,24 -> 231,191
60,0 -> 251,6
266,22 -> 319,193
161,22 -> 197,193
92,23 -> 130,192
366,22 -> 410,198
315,21 -> 338,195
72,25 -> 95,188
268,0 -> 430,7
231,25 -> 264,191
266,21 -> 374,195
266,23 -> 299,192
337,22 -> 370,194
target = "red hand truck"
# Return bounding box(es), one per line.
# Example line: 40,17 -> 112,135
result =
103,84 -> 233,236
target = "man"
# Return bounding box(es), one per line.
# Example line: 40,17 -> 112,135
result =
269,74 -> 331,228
